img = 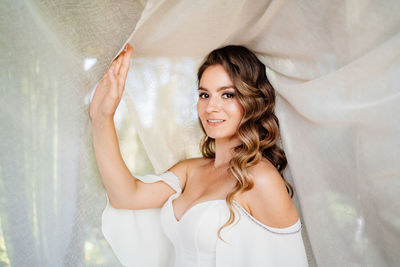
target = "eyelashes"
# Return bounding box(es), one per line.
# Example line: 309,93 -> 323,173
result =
223,92 -> 235,98
198,92 -> 236,99
199,92 -> 209,99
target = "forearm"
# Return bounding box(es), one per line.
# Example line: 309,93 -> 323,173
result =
92,117 -> 137,208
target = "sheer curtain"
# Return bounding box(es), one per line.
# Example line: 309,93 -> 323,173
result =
0,0 -> 146,266
1,0 -> 399,266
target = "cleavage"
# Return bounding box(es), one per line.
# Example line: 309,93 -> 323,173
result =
172,195 -> 225,222
172,168 -> 236,222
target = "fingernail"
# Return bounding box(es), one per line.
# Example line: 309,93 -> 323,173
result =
124,44 -> 128,52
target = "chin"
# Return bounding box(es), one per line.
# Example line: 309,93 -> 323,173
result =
205,131 -> 236,140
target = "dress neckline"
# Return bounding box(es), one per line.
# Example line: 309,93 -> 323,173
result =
166,193 -> 302,234
170,195 -> 225,223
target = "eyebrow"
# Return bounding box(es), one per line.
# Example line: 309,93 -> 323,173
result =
198,86 -> 236,91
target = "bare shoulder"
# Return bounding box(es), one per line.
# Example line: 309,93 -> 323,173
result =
242,159 -> 299,228
168,157 -> 211,190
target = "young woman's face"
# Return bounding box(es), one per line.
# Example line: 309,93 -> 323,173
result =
197,64 -> 244,140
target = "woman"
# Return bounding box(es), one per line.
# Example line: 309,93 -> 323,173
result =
90,44 -> 308,266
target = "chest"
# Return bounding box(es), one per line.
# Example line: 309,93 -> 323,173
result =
171,170 -> 252,221
172,170 -> 246,222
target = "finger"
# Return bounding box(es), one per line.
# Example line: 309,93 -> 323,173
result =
117,48 -> 132,95
107,67 -> 120,99
119,45 -> 133,85
108,59 -> 118,77
114,44 -> 129,74
114,52 -> 124,75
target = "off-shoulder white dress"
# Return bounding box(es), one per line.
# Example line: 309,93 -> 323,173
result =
102,171 -> 308,267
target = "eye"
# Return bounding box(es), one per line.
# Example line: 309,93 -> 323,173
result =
222,92 -> 235,99
199,92 -> 209,99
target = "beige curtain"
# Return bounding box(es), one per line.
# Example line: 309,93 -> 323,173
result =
1,0 -> 399,266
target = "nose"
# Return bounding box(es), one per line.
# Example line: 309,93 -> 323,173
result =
206,95 -> 221,113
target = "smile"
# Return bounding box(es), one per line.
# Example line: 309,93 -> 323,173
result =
207,119 -> 225,126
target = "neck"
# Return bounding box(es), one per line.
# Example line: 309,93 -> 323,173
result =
213,136 -> 242,169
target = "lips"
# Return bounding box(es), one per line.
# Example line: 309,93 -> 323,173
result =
206,119 -> 225,126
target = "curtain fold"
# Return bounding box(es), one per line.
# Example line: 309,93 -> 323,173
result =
120,0 -> 400,266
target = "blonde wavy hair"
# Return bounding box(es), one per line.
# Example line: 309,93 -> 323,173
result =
197,45 -> 293,241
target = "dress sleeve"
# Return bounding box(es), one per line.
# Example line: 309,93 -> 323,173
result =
216,202 -> 309,267
101,171 -> 181,267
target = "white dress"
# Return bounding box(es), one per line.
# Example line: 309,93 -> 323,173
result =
102,171 -> 309,267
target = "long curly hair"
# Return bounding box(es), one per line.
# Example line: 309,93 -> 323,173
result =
197,45 -> 293,241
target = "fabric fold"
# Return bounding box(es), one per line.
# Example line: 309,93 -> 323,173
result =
102,172 -> 181,267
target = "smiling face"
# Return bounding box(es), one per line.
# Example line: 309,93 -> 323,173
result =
197,64 -> 244,140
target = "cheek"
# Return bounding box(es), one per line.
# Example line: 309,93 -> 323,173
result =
197,101 -> 205,119
226,101 -> 244,120
196,101 -> 201,114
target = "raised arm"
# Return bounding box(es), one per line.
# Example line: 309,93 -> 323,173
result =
89,44 -> 137,209
90,44 -> 187,210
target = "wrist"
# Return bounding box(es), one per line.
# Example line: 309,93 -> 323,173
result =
91,115 -> 114,128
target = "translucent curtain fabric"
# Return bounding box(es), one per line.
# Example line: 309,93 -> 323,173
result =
1,0 -> 399,267
0,0 -> 146,266
124,0 -> 400,266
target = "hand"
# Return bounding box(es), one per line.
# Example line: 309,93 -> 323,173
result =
89,43 -> 133,121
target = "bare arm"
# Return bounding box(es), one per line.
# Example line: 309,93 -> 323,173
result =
245,161 -> 299,228
89,44 -> 136,208
92,117 -> 137,208
92,115 -> 183,209
90,44 -> 182,210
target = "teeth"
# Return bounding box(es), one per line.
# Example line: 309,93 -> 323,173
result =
208,120 -> 224,122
